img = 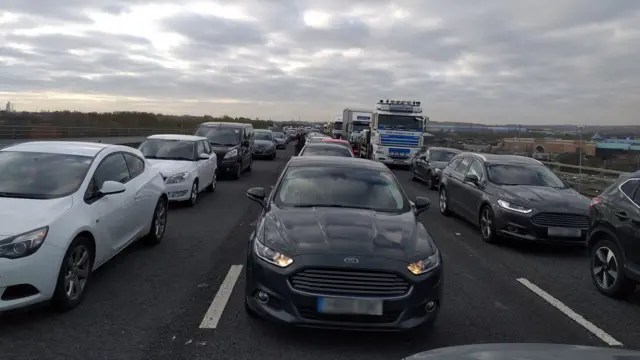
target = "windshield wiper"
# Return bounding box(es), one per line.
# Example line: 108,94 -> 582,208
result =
145,155 -> 159,159
209,142 -> 223,145
223,143 -> 237,146
292,204 -> 376,211
0,192 -> 50,199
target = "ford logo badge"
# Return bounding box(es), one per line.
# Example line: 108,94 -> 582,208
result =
343,257 -> 359,264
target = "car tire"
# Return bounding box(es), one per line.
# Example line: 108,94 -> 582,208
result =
51,235 -> 95,312
206,170 -> 216,192
270,153 -> 276,160
144,196 -> 168,245
590,238 -> 637,299
426,171 -> 435,190
187,180 -> 198,206
438,187 -> 451,216
479,205 -> 498,244
232,164 -> 241,180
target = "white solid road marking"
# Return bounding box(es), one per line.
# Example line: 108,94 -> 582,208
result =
516,277 -> 623,346
199,265 -> 243,329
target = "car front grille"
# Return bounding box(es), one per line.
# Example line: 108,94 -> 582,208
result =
289,268 -> 410,298
531,213 -> 589,228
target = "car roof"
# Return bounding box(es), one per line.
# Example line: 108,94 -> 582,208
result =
148,134 -> 207,141
198,122 -> 250,128
2,141 -> 113,157
304,143 -> 350,149
289,156 -> 389,170
322,138 -> 349,143
460,152 -> 543,165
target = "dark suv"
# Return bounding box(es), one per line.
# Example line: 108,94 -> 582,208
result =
194,122 -> 254,180
587,171 -> 640,298
438,153 -> 590,245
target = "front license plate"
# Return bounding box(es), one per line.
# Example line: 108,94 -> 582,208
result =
547,227 -> 582,237
317,297 -> 383,315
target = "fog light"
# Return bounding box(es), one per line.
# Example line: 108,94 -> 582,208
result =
256,291 -> 270,304
507,226 -> 517,233
425,301 -> 436,313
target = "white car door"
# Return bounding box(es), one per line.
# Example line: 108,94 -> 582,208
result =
86,152 -> 139,259
196,140 -> 214,189
123,152 -> 154,238
203,140 -> 217,179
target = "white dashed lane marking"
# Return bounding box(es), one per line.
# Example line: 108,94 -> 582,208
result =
199,265 -> 243,329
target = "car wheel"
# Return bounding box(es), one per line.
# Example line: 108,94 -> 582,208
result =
232,164 -> 242,180
51,235 -> 94,312
590,238 -> 636,298
479,205 -> 498,243
426,171 -> 434,189
438,187 -> 451,216
188,181 -> 198,206
144,196 -> 168,245
271,153 -> 276,160
206,170 -> 216,192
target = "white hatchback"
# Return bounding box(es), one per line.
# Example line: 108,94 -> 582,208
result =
139,134 -> 217,206
0,141 -> 168,312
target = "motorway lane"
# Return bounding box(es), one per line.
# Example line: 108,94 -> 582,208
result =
400,172 -> 640,347
1,149 -> 637,360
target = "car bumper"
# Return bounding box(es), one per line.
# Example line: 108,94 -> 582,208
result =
245,252 -> 442,331
275,143 -> 286,149
217,157 -> 241,173
253,148 -> 276,158
375,156 -> 411,166
0,243 -> 65,312
165,182 -> 192,201
494,208 -> 588,245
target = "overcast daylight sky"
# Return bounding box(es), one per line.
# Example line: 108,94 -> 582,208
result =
0,0 -> 639,125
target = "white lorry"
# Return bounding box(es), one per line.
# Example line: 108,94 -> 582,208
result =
331,117 -> 343,139
367,100 -> 427,166
342,108 -> 372,152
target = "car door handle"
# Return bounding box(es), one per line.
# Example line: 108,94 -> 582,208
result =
134,193 -> 142,201
614,211 -> 629,220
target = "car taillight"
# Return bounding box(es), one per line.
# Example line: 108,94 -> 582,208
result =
589,197 -> 603,209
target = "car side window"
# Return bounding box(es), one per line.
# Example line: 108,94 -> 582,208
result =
620,178 -> 640,204
123,153 -> 145,179
447,157 -> 462,170
196,141 -> 206,155
202,141 -> 212,154
85,153 -> 131,202
454,157 -> 471,174
466,159 -> 485,182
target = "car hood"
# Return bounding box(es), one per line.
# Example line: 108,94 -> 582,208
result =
261,206 -> 436,261
404,343 -> 637,360
0,197 -> 73,237
500,185 -> 590,213
255,140 -> 274,146
274,138 -> 286,143
147,159 -> 193,177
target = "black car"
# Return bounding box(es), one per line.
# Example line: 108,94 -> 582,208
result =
587,171 -> 640,298
411,147 -> 461,189
438,153 -> 590,245
272,132 -> 287,149
299,143 -> 353,157
244,156 -> 442,331
194,122 -> 253,180
253,130 -> 277,160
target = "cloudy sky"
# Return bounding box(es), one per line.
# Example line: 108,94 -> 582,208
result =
1,0 -> 639,125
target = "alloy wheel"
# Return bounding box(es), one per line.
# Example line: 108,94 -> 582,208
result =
64,245 -> 90,301
439,189 -> 447,213
154,199 -> 167,239
593,246 -> 619,290
480,208 -> 493,240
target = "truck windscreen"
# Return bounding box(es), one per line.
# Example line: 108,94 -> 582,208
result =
377,115 -> 423,131
352,122 -> 370,132
333,122 -> 343,130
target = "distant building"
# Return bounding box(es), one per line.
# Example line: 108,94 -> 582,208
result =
4,102 -> 14,112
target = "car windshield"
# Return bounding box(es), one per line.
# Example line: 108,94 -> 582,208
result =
308,137 -> 326,143
255,131 -> 273,141
0,151 -> 93,199
300,145 -> 353,157
194,126 -> 241,146
275,166 -> 408,212
139,139 -> 195,161
430,150 -> 458,162
273,132 -> 285,139
487,164 -> 567,188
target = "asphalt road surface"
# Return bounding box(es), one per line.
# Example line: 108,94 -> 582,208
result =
1,147 -> 639,360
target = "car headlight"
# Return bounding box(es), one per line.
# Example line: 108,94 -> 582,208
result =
407,250 -> 440,275
166,172 -> 189,184
224,149 -> 238,159
497,199 -> 532,214
0,227 -> 49,259
254,240 -> 293,267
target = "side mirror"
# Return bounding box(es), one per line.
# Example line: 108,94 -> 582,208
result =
242,140 -> 250,147
99,181 -> 126,196
246,187 -> 266,207
414,196 -> 431,215
198,153 -> 209,160
464,173 -> 480,184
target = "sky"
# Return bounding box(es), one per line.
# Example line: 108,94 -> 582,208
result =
0,0 -> 639,125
